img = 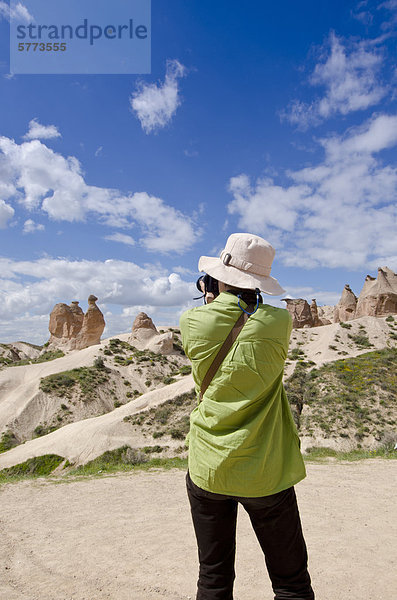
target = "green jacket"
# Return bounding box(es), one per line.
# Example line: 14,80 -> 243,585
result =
179,292 -> 306,497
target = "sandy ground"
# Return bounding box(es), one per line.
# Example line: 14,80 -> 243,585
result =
0,461 -> 396,600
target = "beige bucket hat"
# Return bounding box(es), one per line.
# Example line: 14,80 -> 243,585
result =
198,233 -> 285,296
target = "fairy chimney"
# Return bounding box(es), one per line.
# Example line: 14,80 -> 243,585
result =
355,267 -> 397,318
282,298 -> 314,328
129,312 -> 174,354
48,296 -> 105,351
334,285 -> 358,323
76,295 -> 105,349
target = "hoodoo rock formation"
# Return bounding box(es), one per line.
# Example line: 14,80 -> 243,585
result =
128,312 -> 174,354
48,296 -> 105,351
284,266 -> 397,328
282,298 -> 331,328
281,299 -> 314,328
355,267 -> 397,318
334,285 -> 358,323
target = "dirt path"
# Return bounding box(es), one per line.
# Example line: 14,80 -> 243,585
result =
0,461 -> 395,600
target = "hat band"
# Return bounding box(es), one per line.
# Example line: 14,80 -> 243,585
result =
220,250 -> 272,277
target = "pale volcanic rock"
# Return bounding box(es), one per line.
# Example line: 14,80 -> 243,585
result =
317,305 -> 332,325
355,267 -> 397,318
282,298 -> 314,328
146,331 -> 174,354
129,312 -> 174,354
334,284 -> 358,323
75,295 -> 105,350
69,301 -> 84,337
0,342 -> 42,365
310,299 -> 324,326
48,297 -> 105,351
132,312 -> 157,332
48,303 -> 75,340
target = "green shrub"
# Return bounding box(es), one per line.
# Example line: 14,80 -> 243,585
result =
0,430 -> 19,453
169,428 -> 186,440
173,341 -> 185,355
288,348 -> 305,360
75,446 -> 148,472
385,315 -> 395,322
0,455 -> 64,481
339,322 -> 352,329
143,445 -> 163,454
93,357 -> 106,369
347,333 -> 373,348
179,365 -> 192,375
34,424 -> 57,438
39,363 -> 110,400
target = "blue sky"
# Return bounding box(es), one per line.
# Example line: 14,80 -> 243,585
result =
0,0 -> 397,343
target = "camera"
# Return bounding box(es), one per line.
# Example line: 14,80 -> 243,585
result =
195,274 -> 219,302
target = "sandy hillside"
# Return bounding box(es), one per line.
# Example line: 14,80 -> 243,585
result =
285,314 -> 396,376
0,340 -> 109,434
0,460 -> 395,600
0,374 -> 194,470
0,316 -> 396,470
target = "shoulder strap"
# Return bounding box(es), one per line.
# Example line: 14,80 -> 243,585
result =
199,307 -> 252,401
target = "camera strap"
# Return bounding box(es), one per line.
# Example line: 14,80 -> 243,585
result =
199,306 -> 253,401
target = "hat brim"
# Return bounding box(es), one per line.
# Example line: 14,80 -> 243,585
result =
198,256 -> 285,296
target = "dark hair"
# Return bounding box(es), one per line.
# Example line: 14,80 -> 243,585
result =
224,287 -> 263,306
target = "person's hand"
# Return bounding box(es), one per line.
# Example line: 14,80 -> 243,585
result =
198,277 -> 215,303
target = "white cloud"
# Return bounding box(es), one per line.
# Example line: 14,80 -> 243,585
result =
130,59 -> 186,133
95,145 -> 103,157
105,232 -> 135,246
0,257 -> 196,342
0,200 -> 14,228
379,0 -> 397,29
228,114 -> 397,270
0,257 -> 194,315
22,219 -> 44,233
23,118 -> 61,141
282,286 -> 341,306
0,133 -> 200,253
0,1 -> 33,22
282,33 -> 387,128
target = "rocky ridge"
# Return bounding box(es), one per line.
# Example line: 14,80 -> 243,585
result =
285,266 -> 397,328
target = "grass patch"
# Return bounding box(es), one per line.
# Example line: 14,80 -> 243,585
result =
39,363 -> 111,400
68,447 -> 187,477
124,391 -> 196,440
0,430 -> 19,453
304,446 -> 397,461
0,454 -> 64,484
288,348 -> 305,360
7,349 -> 65,368
34,424 -> 57,438
347,333 -> 373,349
286,348 -> 397,446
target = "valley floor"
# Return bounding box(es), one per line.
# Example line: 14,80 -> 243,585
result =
0,460 -> 395,600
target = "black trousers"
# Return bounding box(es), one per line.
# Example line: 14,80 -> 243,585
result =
186,472 -> 314,600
